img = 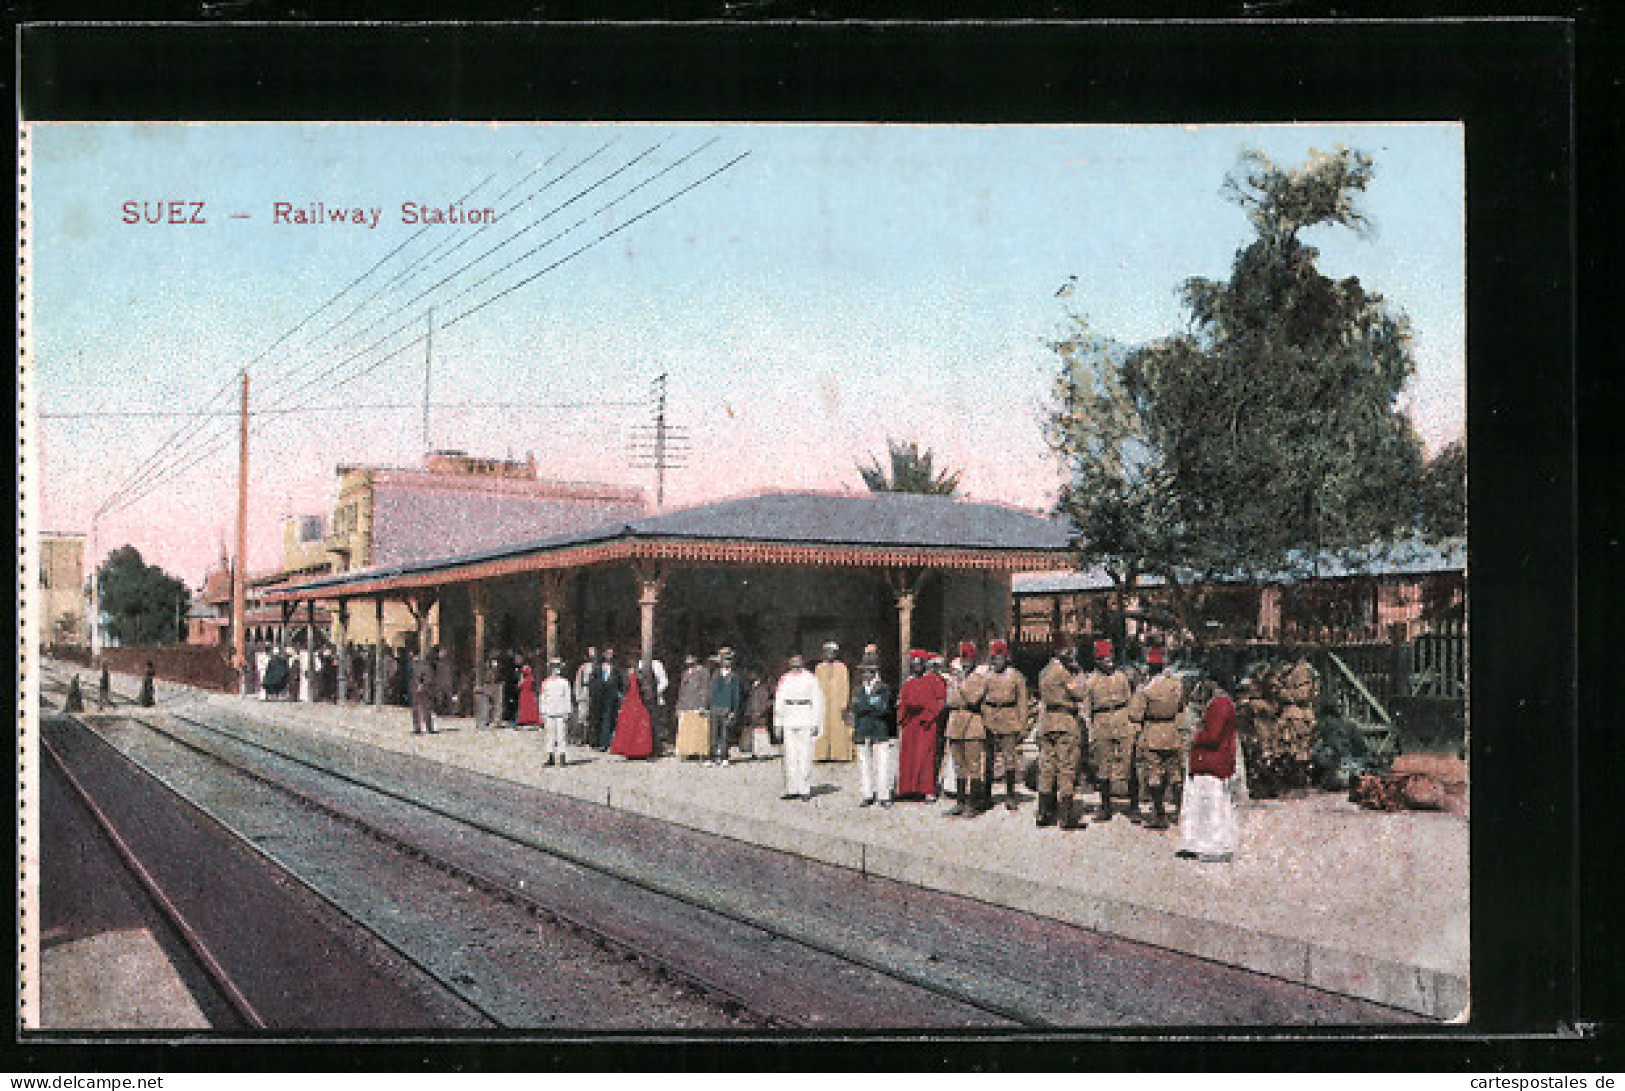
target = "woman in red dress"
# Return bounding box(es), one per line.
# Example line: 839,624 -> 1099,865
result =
895,650 -> 948,801
516,663 -> 541,728
611,664 -> 655,759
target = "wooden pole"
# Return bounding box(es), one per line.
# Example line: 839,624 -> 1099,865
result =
232,371 -> 249,688
372,595 -> 385,706
335,600 -> 349,704
471,584 -> 488,688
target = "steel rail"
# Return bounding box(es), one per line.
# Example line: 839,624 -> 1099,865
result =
124,709 -> 1035,1028
40,732 -> 268,1030
45,716 -> 506,1031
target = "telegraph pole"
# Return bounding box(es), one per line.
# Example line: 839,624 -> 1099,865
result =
232,370 -> 249,686
629,371 -> 688,509
88,516 -> 101,656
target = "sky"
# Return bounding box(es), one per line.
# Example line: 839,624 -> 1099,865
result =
28,122 -> 1465,586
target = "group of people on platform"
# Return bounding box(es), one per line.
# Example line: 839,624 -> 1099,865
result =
231,626 -> 1314,865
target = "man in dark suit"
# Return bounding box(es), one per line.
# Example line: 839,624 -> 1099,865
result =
589,647 -> 625,750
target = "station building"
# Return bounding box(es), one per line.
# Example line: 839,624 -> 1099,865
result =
266,490 -> 1073,696
39,531 -> 87,649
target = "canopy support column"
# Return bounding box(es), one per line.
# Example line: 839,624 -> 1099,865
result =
304,600 -> 317,703
335,600 -> 349,705
886,567 -> 931,690
539,572 -> 568,665
471,584 -> 489,688
372,595 -> 385,707
632,562 -> 667,671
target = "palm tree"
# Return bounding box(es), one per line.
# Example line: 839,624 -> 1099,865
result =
858,439 -> 963,496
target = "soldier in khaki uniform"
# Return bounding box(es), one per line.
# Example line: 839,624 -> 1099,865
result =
944,642 -> 987,817
1035,638 -> 1089,830
979,639 -> 1029,812
1128,646 -> 1186,829
1086,638 -> 1135,821
1276,650 -> 1320,789
1234,675 -> 1270,799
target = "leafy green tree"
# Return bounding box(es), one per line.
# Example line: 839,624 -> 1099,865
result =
859,438 -> 963,496
1044,315 -> 1187,645
98,545 -> 190,646
1419,438 -> 1467,541
1121,146 -> 1428,579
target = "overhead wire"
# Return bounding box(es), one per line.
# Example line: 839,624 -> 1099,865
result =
95,139 -> 746,520
96,163 -> 517,517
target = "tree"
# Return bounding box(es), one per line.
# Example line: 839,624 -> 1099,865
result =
858,438 -> 963,496
98,545 -> 191,646
1044,315 -> 1187,647
1419,438 -> 1467,541
1121,146 -> 1427,580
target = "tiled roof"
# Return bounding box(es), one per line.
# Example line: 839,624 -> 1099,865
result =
284,491 -> 1073,594
1013,537 -> 1467,595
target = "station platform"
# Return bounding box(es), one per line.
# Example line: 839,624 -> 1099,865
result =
69,665 -> 1469,1020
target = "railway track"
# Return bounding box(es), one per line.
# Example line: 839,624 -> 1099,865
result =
37,667 -> 1413,1029
43,699 -> 1022,1029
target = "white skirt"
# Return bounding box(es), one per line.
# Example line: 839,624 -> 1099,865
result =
1179,774 -> 1239,858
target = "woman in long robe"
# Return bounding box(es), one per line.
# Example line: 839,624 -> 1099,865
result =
1181,681 -> 1239,862
611,669 -> 654,759
896,651 -> 948,800
516,664 -> 541,728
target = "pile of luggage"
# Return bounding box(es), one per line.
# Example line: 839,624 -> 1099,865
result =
1349,752 -> 1468,814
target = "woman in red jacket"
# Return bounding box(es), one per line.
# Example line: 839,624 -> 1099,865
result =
516,662 -> 542,728
1180,679 -> 1239,863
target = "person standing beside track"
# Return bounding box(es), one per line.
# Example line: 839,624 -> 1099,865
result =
979,640 -> 1028,813
895,648 -> 947,803
851,646 -> 896,808
98,664 -> 112,709
1035,638 -> 1088,830
1180,678 -> 1239,863
943,642 -> 987,817
674,652 -> 713,759
539,658 -> 573,766
706,648 -> 745,767
411,658 -> 437,735
1129,646 -> 1186,831
138,661 -> 156,707
572,646 -> 598,744
589,648 -> 625,750
814,641 -> 854,764
775,653 -> 825,801
1086,639 -> 1134,822
517,660 -> 541,729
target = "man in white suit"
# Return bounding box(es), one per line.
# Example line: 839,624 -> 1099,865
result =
774,653 -> 825,801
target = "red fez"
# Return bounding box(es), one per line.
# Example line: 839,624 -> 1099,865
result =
1147,646 -> 1165,665
1094,639 -> 1114,660
990,639 -> 1009,656
958,641 -> 977,659
909,649 -> 934,661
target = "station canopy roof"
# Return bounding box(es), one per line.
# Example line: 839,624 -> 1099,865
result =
268,491 -> 1076,602
1014,536 -> 1467,596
